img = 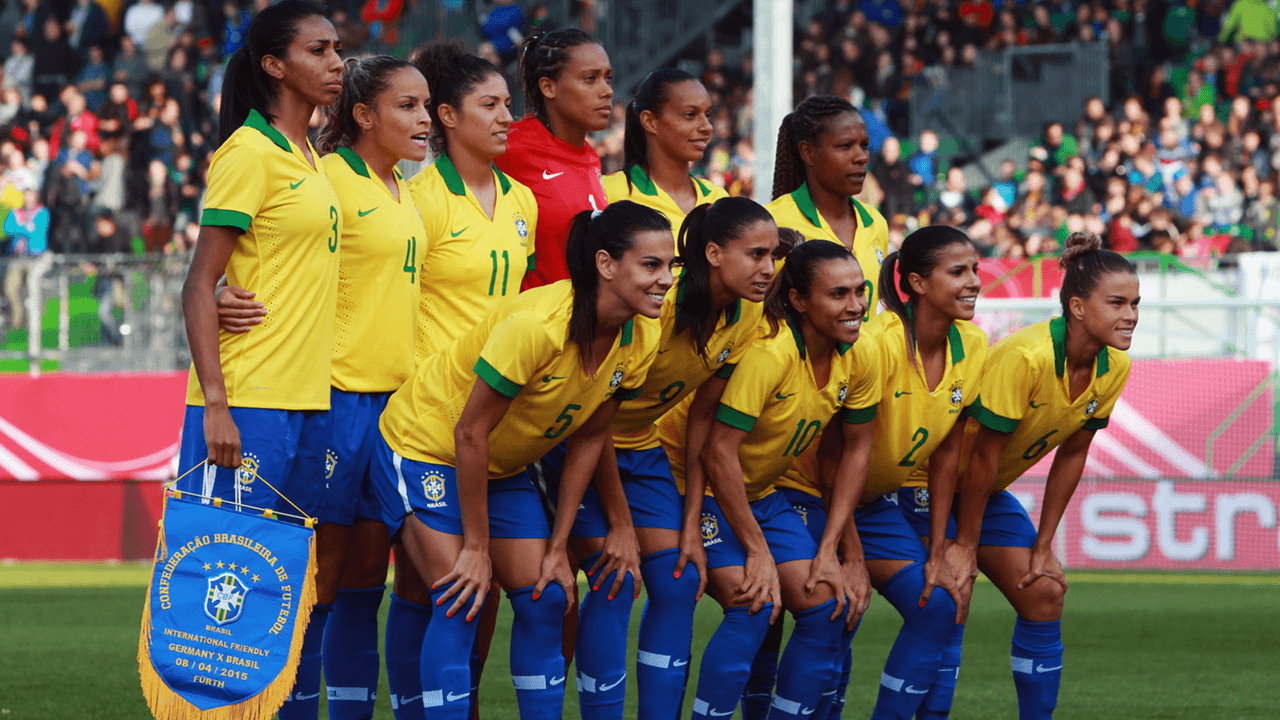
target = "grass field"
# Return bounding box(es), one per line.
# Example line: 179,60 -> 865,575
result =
2,564 -> 1278,719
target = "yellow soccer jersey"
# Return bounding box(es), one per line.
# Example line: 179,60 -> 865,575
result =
657,319 -> 881,502
410,153 -> 538,363
602,165 -> 728,241
962,317 -> 1131,492
324,148 -> 421,393
867,311 -> 989,496
186,109 -> 341,410
766,183 -> 889,319
380,282 -> 659,478
610,270 -> 765,451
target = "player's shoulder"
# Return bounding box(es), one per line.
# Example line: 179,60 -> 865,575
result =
953,319 -> 989,358
602,170 -> 631,202
320,148 -> 370,187
694,176 -> 729,204
989,319 -> 1054,368
854,199 -> 889,243
764,191 -> 802,222
1100,345 -> 1132,385
210,125 -> 272,165
500,167 -> 539,211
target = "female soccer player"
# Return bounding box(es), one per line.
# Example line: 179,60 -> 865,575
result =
766,95 -> 889,317
176,2 -> 344,719
367,201 -> 671,720
601,68 -> 727,235
496,28 -> 613,289
906,233 -> 1137,720
657,239 -> 881,719
852,225 -> 987,720
541,197 -> 779,720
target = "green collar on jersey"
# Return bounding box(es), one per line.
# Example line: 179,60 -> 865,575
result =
1049,316 -> 1110,378
627,164 -> 715,199
335,146 -> 370,178
791,182 -> 874,231
904,302 -> 965,363
620,318 -> 634,346
786,314 -> 852,361
436,152 -> 513,196
244,109 -> 292,153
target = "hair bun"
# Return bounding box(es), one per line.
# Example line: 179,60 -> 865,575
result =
1058,232 -> 1104,270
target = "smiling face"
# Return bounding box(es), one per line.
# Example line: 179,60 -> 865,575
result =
909,242 -> 981,322
361,66 -> 432,163
1073,271 -> 1139,351
266,15 -> 344,108
803,111 -> 870,197
791,257 -> 867,346
646,80 -> 713,165
440,72 -> 512,162
603,229 -> 676,318
708,218 -> 779,303
543,43 -> 614,133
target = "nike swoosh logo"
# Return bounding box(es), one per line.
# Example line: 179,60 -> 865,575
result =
294,692 -> 321,701
1030,401 -> 1044,408
1036,664 -> 1063,673
549,676 -> 565,686
446,691 -> 470,702
709,710 -> 735,717
598,677 -> 625,692
894,390 -> 911,397
904,686 -> 928,694
543,170 -> 564,180
672,659 -> 687,667
451,228 -> 468,237
401,694 -> 422,704
775,392 -> 796,400
802,709 -> 816,715
657,349 -> 672,354
542,375 -> 566,383
358,207 -> 377,217
290,179 -> 306,190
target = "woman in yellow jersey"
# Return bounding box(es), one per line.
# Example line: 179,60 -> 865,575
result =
539,197 -> 779,720
214,54 -> 434,720
366,201 -> 672,720
765,95 -> 889,318
845,225 -> 987,720
904,234 -> 1137,720
176,3 -> 344,719
656,239 -> 881,719
601,68 -> 728,238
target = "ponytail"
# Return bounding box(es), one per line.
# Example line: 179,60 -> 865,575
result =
565,201 -> 671,362
623,68 -> 701,189
763,239 -> 855,337
676,196 -> 775,357
771,95 -> 860,200
317,56 -> 416,155
880,225 -> 974,365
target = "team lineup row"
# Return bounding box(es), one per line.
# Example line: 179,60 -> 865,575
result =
173,3 -> 1142,720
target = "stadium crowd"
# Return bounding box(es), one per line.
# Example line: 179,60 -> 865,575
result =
2,0 -> 1280,271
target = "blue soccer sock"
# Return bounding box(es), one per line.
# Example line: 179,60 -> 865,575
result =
768,600 -> 842,719
871,562 -> 959,720
635,548 -> 700,720
385,593 -> 430,720
1011,618 -> 1063,720
278,603 -> 331,720
917,623 -> 965,719
817,622 -> 860,720
691,604 -> 774,718
323,586 -> 385,720
419,583 -> 482,719
507,583 -> 569,720
742,618 -> 784,720
575,551 -> 635,720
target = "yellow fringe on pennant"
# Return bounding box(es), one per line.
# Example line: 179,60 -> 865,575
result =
137,503 -> 319,720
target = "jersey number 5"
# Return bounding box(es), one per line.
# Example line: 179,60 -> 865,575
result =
545,404 -> 582,439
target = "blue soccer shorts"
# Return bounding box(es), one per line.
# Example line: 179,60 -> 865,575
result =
896,486 -> 1038,548
700,491 -> 817,569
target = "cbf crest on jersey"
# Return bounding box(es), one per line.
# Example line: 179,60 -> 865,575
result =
514,211 -> 529,245
140,488 -> 318,720
608,364 -> 625,395
837,384 -> 848,404
422,469 -> 448,508
949,381 -> 964,411
1085,396 -> 1099,417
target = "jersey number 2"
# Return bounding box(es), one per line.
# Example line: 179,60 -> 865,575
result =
898,427 -> 929,467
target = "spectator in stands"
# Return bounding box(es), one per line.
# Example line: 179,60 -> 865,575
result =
77,45 -> 111,111
1219,0 -> 1278,43
361,0 -> 405,49
125,0 -> 165,48
908,128 -> 938,192
112,35 -> 150,98
3,185 -> 48,328
873,135 -> 912,219
32,18 -> 80,101
479,0 -> 524,66
3,38 -> 33,102
69,0 -> 111,61
88,209 -> 130,345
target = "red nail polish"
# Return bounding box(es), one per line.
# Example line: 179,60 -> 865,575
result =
919,598 -> 926,608
608,595 -> 615,601
533,593 -> 539,601
674,571 -> 681,579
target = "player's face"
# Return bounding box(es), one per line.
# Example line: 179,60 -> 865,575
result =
795,256 -> 866,346
651,80 -> 713,164
367,67 -> 432,163
913,242 -> 981,322
1079,271 -> 1140,351
611,229 -> 676,318
451,72 -> 513,161
272,16 -> 344,108
710,218 -> 778,303
547,43 -> 613,133
806,112 -> 870,197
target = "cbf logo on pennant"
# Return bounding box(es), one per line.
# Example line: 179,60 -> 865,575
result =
205,573 -> 249,625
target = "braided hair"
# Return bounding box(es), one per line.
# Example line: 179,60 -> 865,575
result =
316,56 -> 416,155
772,95 -> 862,200
412,41 -> 503,156
518,28 -> 596,124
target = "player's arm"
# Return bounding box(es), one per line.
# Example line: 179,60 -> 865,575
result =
182,225 -> 242,468
702,419 -> 780,622
439,380 -> 512,621
539,398 -> 625,607
819,417 -> 875,628
952,423 -> 1014,575
922,419 -> 969,623
215,275 -> 266,333
679,373 -> 730,600
1021,427 -> 1095,593
586,434 -> 643,600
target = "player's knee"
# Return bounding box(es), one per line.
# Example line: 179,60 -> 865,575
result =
512,582 -> 568,626
641,549 -> 699,605
1019,579 -> 1064,622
